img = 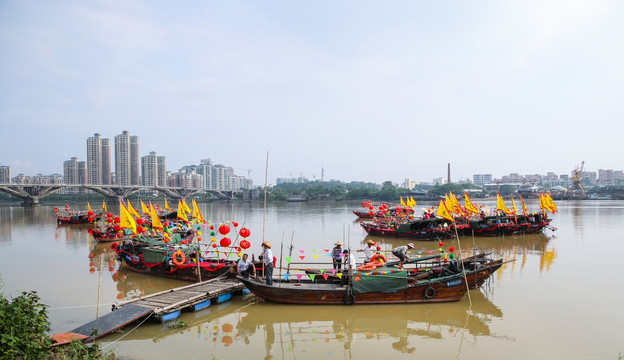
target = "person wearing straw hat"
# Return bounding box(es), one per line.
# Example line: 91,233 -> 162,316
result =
357,239 -> 376,263
261,241 -> 274,285
392,243 -> 415,269
332,241 -> 343,270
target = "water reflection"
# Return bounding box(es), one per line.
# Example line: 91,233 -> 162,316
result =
103,289 -> 503,359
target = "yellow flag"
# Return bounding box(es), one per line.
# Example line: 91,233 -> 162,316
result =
164,198 -> 172,212
119,201 -> 137,234
520,194 -> 528,216
437,200 -> 454,222
127,200 -> 141,218
464,192 -> 479,215
496,193 -> 512,215
150,202 -> 163,229
140,200 -> 150,215
410,197 -> 417,208
102,200 -> 107,213
449,191 -> 463,215
87,202 -> 92,212
181,199 -> 192,214
192,199 -> 207,224
511,195 -> 518,214
546,193 -> 558,213
400,196 -> 406,207
177,200 -> 188,221
540,193 -> 554,213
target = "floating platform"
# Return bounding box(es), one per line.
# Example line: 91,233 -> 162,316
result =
56,277 -> 245,343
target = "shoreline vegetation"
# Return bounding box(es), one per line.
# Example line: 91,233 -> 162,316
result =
1,180 -> 624,204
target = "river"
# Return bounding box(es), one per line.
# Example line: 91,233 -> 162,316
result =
0,200 -> 622,359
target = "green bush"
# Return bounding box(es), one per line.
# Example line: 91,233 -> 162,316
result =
0,286 -> 115,360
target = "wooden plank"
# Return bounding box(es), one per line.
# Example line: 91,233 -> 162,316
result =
72,304 -> 153,340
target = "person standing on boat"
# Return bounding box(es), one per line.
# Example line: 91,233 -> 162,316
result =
392,243 -> 414,269
261,241 -> 274,286
357,239 -> 376,263
237,253 -> 256,278
332,241 -> 343,270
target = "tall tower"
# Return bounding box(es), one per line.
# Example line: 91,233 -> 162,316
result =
87,133 -> 111,185
447,163 -> 451,184
115,131 -> 140,185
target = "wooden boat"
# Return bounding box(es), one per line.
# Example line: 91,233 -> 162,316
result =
239,254 -> 504,305
56,213 -> 102,225
360,218 -> 466,241
113,238 -> 235,282
467,214 -> 553,236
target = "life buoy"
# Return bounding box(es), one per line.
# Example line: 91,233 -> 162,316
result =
343,293 -> 355,305
424,286 -> 436,299
370,253 -> 387,265
172,250 -> 186,266
357,263 -> 376,271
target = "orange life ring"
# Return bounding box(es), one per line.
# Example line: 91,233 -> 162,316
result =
172,250 -> 186,266
357,263 -> 377,271
370,253 -> 387,265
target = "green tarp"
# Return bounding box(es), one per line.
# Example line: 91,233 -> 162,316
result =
351,266 -> 408,294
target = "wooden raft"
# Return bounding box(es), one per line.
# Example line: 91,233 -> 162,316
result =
59,278 -> 245,343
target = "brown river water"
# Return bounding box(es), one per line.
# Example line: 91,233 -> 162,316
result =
0,200 -> 622,359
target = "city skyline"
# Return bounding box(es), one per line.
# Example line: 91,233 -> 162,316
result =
2,2 -> 623,185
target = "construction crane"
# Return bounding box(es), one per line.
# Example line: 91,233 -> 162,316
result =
237,168 -> 252,179
569,161 -> 586,196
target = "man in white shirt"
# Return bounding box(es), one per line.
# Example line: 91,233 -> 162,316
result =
261,241 -> 274,285
237,253 -> 255,278
357,239 -> 376,263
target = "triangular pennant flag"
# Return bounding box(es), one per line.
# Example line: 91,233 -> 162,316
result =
309,274 -> 316,281
296,274 -> 302,281
319,269 -> 324,274
336,273 -> 343,279
285,256 -> 292,264
119,201 -> 137,234
284,273 -> 290,281
140,200 -> 150,215
192,199 -> 207,224
127,200 -> 141,218
150,202 -> 164,229
322,274 -> 329,280
331,269 -> 336,275
87,202 -> 92,212
164,198 -> 172,212
177,200 -> 188,221
313,255 -> 318,259
299,256 -> 305,260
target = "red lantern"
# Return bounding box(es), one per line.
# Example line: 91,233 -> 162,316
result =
210,225 -> 214,230
219,237 -> 231,247
211,243 -> 217,248
88,216 -> 94,222
114,216 -> 120,224
439,241 -> 445,247
107,218 -> 113,223
239,227 -> 251,238
232,222 -> 239,227
137,226 -> 144,233
240,239 -> 251,249
449,246 -> 455,252
107,213 -> 113,218
136,218 -> 144,226
87,210 -> 94,216
218,225 -> 230,235
114,225 -> 122,232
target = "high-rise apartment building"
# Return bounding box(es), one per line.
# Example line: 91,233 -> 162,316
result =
87,133 -> 111,185
0,164 -> 11,183
63,157 -> 87,194
141,151 -> 167,186
115,131 -> 140,186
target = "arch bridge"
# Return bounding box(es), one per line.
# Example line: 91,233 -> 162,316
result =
0,183 -> 238,206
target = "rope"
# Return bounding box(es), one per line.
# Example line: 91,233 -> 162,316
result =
49,303 -> 116,310
101,312 -> 154,349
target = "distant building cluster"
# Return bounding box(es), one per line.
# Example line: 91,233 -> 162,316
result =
1,131 -> 252,193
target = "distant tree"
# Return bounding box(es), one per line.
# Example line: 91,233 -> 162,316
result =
498,185 -> 515,196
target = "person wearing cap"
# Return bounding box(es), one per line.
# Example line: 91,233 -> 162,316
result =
392,243 -> 415,269
341,249 -> 357,286
357,239 -> 376,263
332,241 -> 343,270
261,241 -> 274,285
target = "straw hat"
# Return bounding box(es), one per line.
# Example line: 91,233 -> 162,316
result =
335,241 -> 343,246
261,241 -> 272,248
365,239 -> 374,245
407,243 -> 415,249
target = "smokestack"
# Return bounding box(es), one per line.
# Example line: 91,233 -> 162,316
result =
448,163 -> 451,184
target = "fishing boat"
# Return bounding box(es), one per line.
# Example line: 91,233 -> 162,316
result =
113,238 -> 235,282
467,214 -> 553,236
239,254 -> 504,305
360,218 -> 463,241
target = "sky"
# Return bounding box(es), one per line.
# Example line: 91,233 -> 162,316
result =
1,0 -> 623,186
